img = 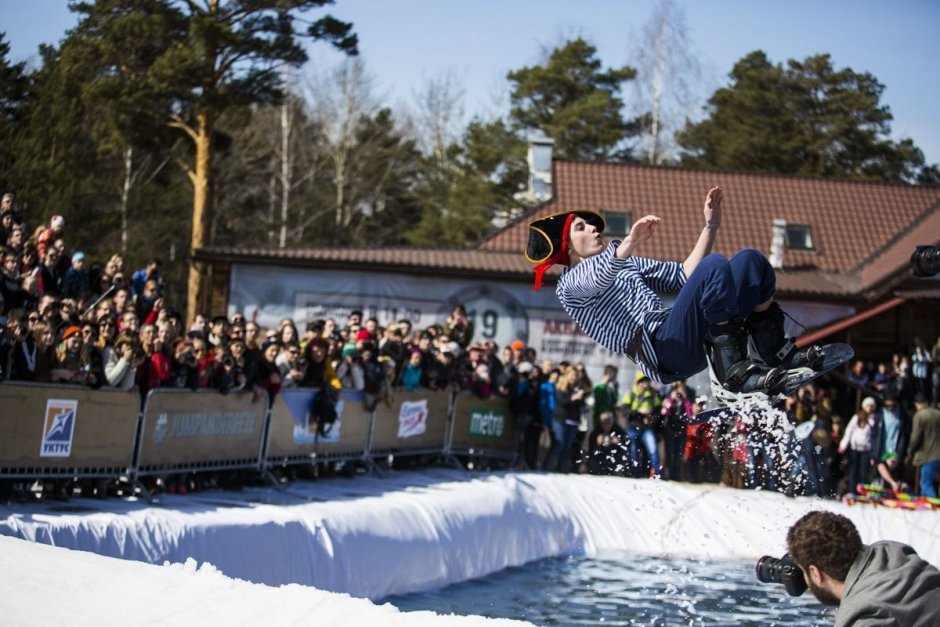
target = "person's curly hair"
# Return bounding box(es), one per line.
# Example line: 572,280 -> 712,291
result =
787,511 -> 861,581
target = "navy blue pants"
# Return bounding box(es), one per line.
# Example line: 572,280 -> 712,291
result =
653,249 -> 776,379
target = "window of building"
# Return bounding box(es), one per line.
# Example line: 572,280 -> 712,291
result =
785,224 -> 814,250
602,211 -> 631,237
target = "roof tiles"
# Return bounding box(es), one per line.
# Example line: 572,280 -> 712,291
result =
200,161 -> 940,301
481,161 -> 940,292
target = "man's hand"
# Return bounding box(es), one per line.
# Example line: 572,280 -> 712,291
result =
626,215 -> 662,246
704,186 -> 722,227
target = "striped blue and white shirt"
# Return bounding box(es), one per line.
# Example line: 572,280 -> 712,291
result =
557,241 -> 686,383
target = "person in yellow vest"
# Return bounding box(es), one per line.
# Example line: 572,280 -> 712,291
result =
620,371 -> 663,477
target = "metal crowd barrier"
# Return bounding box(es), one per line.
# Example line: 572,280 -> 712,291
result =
448,393 -> 517,463
134,388 -> 268,478
266,388 -> 372,466
368,389 -> 452,459
0,382 -> 140,478
0,382 -> 518,483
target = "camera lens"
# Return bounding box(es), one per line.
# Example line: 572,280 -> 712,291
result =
756,555 -> 777,583
756,554 -> 807,597
911,245 -> 940,278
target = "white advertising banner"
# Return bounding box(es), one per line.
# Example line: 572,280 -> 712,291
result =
397,400 -> 429,439
228,264 -> 853,398
228,264 -> 641,384
40,399 -> 78,457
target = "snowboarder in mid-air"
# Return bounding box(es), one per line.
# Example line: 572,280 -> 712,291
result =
525,186 -> 839,405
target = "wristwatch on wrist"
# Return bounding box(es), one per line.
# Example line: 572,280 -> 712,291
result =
706,220 -> 720,230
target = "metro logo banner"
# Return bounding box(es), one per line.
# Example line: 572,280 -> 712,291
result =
468,407 -> 506,439
40,399 -> 78,457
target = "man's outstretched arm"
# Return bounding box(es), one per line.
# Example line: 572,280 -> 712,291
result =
682,186 -> 722,277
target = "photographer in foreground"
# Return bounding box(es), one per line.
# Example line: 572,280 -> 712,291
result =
785,511 -> 940,626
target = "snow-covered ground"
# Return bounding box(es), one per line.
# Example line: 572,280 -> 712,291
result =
2,469 -> 938,626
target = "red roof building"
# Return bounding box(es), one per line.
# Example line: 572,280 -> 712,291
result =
481,160 -> 940,301
197,159 -> 940,361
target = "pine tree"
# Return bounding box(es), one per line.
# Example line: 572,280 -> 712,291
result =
507,38 -> 641,161
9,45 -> 101,231
0,32 -> 33,193
409,118 -> 527,248
64,0 -> 358,320
678,51 -> 939,183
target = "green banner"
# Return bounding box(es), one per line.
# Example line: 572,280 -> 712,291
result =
467,406 -> 507,439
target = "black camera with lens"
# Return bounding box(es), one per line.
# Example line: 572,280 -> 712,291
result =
131,342 -> 146,360
911,245 -> 940,278
756,553 -> 807,597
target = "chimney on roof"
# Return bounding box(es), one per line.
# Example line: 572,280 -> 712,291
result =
769,219 -> 786,269
526,134 -> 554,203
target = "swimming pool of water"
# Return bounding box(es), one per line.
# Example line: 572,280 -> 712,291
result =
387,552 -> 833,626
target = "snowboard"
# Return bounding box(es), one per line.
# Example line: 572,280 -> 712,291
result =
845,484 -> 940,510
689,343 -> 854,426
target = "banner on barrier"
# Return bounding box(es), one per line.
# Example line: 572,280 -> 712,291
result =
138,390 -> 266,469
279,389 -> 345,444
370,390 -> 449,454
449,394 -> 516,455
40,399 -> 78,457
1,384 -> 140,474
397,400 -> 428,439
318,398 -> 343,443
152,409 -> 255,443
466,405 -> 507,440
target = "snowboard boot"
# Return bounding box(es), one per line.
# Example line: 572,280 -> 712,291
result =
705,319 -> 787,403
747,302 -> 824,371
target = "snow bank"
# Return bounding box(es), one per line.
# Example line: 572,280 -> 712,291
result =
0,534 -> 526,626
2,470 -> 938,621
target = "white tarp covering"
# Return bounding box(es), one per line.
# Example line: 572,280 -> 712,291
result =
2,470 -> 937,614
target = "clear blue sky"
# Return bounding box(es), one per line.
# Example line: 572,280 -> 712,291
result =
4,0 -> 939,165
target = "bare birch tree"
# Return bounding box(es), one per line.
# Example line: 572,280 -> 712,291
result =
630,0 -> 705,164
302,58 -> 380,231
214,95 -> 323,247
410,70 -> 466,171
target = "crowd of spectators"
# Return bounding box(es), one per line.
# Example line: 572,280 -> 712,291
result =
2,191 -> 939,501
0,196 -> 499,406
567,351 -> 940,502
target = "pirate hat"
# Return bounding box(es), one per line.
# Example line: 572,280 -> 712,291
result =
525,209 -> 605,290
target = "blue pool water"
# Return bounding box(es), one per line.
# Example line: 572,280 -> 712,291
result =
387,552 -> 833,626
